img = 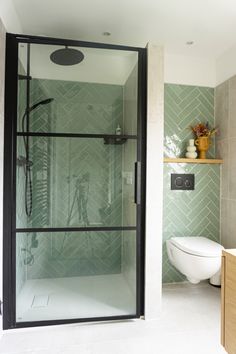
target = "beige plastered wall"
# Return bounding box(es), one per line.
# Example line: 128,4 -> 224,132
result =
145,43 -> 164,319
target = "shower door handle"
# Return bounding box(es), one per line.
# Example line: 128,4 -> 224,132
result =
134,161 -> 141,205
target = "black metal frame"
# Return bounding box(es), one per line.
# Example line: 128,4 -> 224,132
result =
3,33 -> 147,329
17,132 -> 137,139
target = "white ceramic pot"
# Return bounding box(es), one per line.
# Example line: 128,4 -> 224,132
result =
185,139 -> 197,158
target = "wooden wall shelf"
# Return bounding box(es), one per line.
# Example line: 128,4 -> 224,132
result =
164,158 -> 223,164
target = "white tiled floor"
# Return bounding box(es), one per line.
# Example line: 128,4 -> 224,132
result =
0,282 -> 226,354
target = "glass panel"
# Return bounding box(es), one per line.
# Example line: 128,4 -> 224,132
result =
16,231 -> 136,322
16,40 -> 140,324
16,136 -> 137,228
17,43 -> 138,135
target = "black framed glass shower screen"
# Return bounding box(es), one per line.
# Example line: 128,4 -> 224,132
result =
3,33 -> 146,329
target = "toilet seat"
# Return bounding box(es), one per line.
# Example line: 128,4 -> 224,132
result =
170,236 -> 224,257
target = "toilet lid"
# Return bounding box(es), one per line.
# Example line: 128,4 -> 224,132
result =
170,237 -> 224,257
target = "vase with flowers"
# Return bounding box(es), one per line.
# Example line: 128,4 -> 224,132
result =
191,122 -> 218,159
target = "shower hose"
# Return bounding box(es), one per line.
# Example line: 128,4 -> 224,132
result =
22,111 -> 33,217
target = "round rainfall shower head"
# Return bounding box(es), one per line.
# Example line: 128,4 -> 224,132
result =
50,46 -> 84,66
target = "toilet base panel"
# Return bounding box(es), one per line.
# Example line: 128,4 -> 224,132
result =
209,269 -> 221,286
186,277 -> 201,284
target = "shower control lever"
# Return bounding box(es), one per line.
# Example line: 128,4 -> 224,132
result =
134,161 -> 141,205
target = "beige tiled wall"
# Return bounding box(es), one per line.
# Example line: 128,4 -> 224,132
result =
216,76 -> 236,248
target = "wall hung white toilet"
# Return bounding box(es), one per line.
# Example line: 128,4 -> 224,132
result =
166,236 -> 224,285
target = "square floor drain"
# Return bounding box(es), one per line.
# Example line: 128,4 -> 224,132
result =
31,294 -> 49,308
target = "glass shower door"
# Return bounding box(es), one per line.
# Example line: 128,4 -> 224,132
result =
4,34 -> 146,328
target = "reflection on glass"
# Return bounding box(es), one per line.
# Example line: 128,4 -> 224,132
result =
16,231 -> 136,322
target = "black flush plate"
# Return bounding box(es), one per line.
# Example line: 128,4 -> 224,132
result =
171,174 -> 195,190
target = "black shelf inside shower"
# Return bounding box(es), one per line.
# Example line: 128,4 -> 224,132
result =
103,136 -> 127,145
17,132 -> 137,140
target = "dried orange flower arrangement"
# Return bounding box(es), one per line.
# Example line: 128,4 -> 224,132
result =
191,122 -> 218,138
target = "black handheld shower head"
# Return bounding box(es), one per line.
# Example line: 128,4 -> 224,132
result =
28,98 -> 54,112
21,97 -> 54,217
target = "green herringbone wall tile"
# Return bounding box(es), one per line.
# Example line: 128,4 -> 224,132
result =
16,79 -> 124,279
19,231 -> 122,279
164,84 -> 215,158
30,79 -> 123,134
163,163 -> 220,283
163,84 -> 220,283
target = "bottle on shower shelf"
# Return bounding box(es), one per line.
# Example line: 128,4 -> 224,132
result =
115,124 -> 122,141
116,124 -> 121,135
